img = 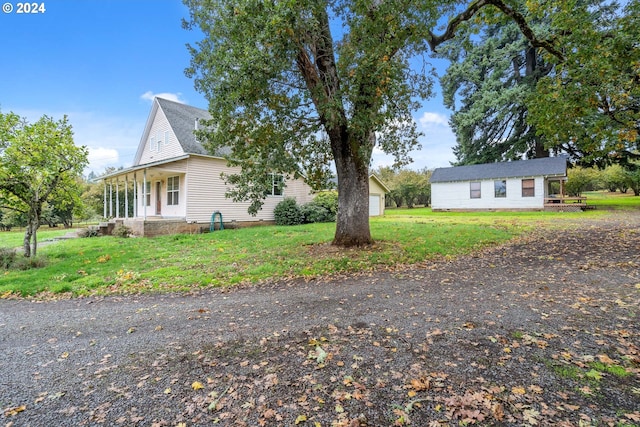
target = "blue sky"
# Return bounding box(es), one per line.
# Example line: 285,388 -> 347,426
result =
0,0 -> 457,175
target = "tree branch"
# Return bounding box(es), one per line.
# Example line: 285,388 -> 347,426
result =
427,0 -> 564,60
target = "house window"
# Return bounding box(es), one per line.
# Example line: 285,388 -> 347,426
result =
167,176 -> 179,205
265,173 -> 284,196
494,180 -> 507,198
149,137 -> 155,152
522,179 -> 535,197
143,181 -> 151,206
470,182 -> 481,199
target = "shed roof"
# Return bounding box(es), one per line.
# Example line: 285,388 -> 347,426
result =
430,157 -> 567,183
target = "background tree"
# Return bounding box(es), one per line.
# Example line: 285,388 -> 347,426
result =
438,8 -> 552,165
527,0 -> 639,167
0,111 -> 88,257
372,166 -> 432,208
602,164 -> 630,193
183,0 -> 552,246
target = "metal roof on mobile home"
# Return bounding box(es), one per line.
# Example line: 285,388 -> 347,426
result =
430,157 -> 567,183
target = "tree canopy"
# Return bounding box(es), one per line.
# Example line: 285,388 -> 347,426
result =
0,111 -> 88,257
525,0 -> 639,167
437,8 -> 553,165
183,0 -> 551,246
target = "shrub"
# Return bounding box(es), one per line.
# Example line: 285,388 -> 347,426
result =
274,198 -> 304,225
112,224 -> 132,238
78,226 -> 100,238
13,255 -> 48,270
301,203 -> 332,223
0,247 -> 16,269
312,191 -> 338,216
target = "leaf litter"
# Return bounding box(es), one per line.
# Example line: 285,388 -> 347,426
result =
1,214 -> 638,426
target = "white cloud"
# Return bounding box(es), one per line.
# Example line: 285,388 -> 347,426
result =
140,91 -> 186,103
370,111 -> 457,171
87,147 -> 120,174
418,111 -> 449,128
13,108 -> 143,175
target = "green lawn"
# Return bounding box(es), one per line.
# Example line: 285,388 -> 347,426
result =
0,227 -> 77,248
0,195 -> 637,298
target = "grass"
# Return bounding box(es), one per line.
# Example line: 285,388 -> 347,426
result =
583,190 -> 640,210
0,194 -> 637,298
0,227 -> 76,248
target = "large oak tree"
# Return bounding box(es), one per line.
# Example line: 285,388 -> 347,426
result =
183,0 -> 555,246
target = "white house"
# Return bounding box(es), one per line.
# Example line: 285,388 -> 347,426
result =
99,97 -> 315,236
429,157 -> 582,211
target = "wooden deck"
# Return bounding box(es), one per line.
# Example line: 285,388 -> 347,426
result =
544,196 -> 588,212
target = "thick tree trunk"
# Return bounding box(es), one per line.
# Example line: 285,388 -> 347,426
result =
331,133 -> 373,247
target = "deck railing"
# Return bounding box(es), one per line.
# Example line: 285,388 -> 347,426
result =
544,195 -> 588,211
544,196 -> 587,205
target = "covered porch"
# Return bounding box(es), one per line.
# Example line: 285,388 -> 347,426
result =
98,158 -> 194,236
543,177 -> 588,211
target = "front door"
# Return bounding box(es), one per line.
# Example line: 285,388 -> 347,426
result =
155,181 -> 162,215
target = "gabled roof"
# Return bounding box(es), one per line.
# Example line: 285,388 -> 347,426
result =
430,157 -> 567,183
369,173 -> 390,193
155,97 -> 211,155
133,97 -> 230,165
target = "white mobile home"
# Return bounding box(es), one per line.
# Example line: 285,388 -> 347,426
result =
430,157 -> 582,211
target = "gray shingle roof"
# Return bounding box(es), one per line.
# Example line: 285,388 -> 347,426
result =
156,98 -> 231,157
430,157 -> 567,183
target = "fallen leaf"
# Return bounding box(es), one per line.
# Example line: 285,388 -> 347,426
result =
511,386 -> 526,395
192,381 -> 205,390
4,405 -> 26,416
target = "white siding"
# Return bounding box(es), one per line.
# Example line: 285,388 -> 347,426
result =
431,177 -> 545,210
137,109 -> 185,165
184,156 -> 314,223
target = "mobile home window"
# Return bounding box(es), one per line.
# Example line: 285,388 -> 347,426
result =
167,176 -> 179,205
470,182 -> 481,199
494,180 -> 507,198
522,179 -> 535,197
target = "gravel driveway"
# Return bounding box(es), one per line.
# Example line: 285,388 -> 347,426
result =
1,214 -> 639,426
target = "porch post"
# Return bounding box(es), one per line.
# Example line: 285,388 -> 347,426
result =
124,176 -> 129,219
143,169 -> 147,220
116,179 -> 120,219
133,173 -> 137,218
103,181 -> 107,219
109,180 -> 113,218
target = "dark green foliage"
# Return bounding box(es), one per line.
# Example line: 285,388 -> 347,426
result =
301,203 -> 333,224
0,247 -> 16,269
438,11 -> 551,165
310,191 -> 338,218
274,198 -> 305,226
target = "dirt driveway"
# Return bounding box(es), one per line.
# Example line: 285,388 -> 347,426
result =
1,214 -> 639,426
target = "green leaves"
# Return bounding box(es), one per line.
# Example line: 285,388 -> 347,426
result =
0,111 -> 88,256
526,0 -> 640,167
